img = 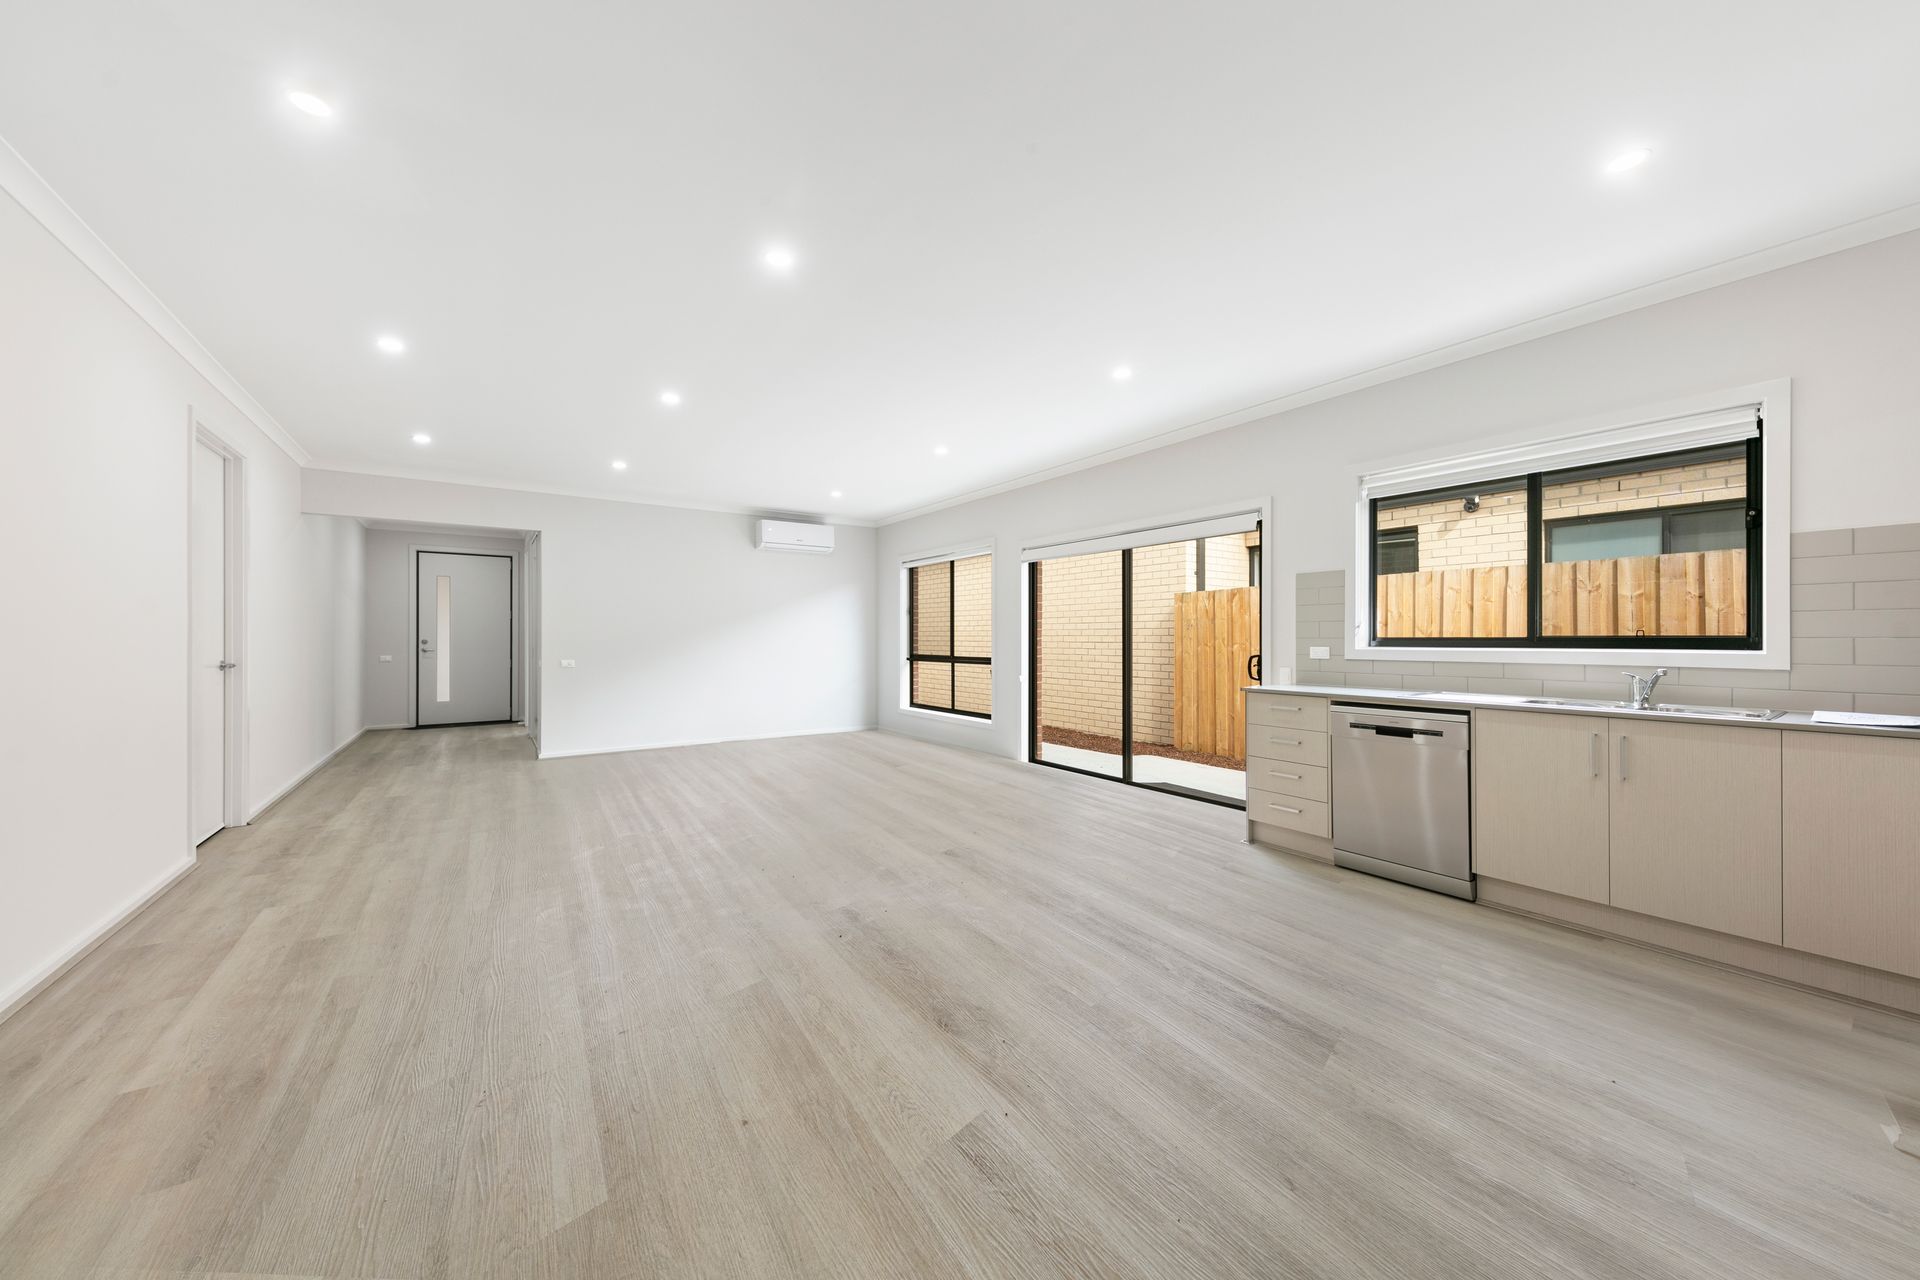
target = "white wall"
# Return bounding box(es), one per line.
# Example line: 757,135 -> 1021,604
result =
304,471 -> 878,756
875,228 -> 1920,760
0,185 -> 365,1015
362,527 -> 527,729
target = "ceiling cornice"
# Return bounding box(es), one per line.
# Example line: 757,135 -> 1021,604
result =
875,200 -> 1920,526
302,459 -> 879,528
0,131 -> 311,467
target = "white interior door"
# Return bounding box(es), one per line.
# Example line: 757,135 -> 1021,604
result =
417,551 -> 513,726
190,441 -> 228,842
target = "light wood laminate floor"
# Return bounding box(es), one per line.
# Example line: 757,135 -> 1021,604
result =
3,726 -> 1918,1278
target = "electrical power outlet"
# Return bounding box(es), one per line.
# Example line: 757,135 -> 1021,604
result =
378,654 -> 392,662
559,658 -> 577,668
1309,645 -> 1331,660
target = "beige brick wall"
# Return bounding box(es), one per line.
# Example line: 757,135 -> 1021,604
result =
1036,551 -> 1125,739
1379,461 -> 1745,570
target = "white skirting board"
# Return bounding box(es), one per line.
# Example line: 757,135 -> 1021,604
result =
0,855 -> 197,1027
538,724 -> 877,760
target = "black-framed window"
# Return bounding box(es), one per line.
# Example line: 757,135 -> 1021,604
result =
1369,437 -> 1761,649
908,553 -> 991,717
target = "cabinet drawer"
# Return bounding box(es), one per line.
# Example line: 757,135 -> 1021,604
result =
1246,726 -> 1329,768
1247,694 -> 1329,733
1246,758 -> 1328,803
1247,788 -> 1332,839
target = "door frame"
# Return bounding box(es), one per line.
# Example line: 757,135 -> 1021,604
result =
524,532 -> 542,752
1025,519 -> 1263,811
189,412 -> 250,833
411,547 -> 517,728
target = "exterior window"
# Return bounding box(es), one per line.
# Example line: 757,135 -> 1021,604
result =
1371,439 -> 1760,649
1373,526 -> 1420,576
908,553 -> 992,717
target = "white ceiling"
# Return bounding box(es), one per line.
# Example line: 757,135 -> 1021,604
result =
4,2 -> 1919,523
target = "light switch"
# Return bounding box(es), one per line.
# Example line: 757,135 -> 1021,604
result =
378,654 -> 393,662
559,658 -> 577,668
1309,645 -> 1331,660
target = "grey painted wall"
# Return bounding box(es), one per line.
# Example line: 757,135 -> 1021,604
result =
1296,520 -> 1920,715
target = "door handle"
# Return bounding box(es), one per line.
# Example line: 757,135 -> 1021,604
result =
1589,732 -> 1599,777
1267,802 -> 1303,815
217,660 -> 237,671
1247,654 -> 1261,683
1618,735 -> 1629,782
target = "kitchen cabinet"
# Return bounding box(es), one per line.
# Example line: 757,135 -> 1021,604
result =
1607,719 -> 1782,943
1783,733 -> 1920,979
1472,710 -> 1610,903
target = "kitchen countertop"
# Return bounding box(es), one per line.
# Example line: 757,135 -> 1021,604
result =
1244,683 -> 1920,741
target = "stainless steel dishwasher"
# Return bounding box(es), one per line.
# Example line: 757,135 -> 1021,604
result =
1330,705 -> 1473,899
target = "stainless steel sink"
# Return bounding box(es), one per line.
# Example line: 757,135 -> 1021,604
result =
1519,697 -> 1784,721
1653,703 -> 1784,720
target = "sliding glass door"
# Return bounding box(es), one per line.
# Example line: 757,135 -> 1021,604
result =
1029,520 -> 1261,806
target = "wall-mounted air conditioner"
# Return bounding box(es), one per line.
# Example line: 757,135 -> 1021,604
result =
755,519 -> 835,554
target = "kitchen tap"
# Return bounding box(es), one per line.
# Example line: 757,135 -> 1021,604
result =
1621,667 -> 1669,710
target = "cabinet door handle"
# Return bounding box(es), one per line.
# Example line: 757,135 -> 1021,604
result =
1269,770 -> 1302,780
1618,735 -> 1629,782
1269,736 -> 1301,746
1268,803 -> 1303,815
1590,732 -> 1600,778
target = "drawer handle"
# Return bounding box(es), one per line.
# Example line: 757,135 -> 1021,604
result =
1269,704 -> 1302,712
1267,736 -> 1302,746
1268,770 -> 1302,780
1268,803 -> 1303,815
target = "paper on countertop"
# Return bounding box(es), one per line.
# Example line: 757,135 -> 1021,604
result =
1809,710 -> 1920,728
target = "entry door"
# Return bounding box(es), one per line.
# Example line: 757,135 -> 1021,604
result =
190,441 -> 229,842
416,551 -> 513,726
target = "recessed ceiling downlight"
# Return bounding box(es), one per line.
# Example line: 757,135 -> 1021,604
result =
287,90 -> 333,118
659,389 -> 683,407
762,244 -> 798,274
411,432 -> 431,445
830,489 -> 844,499
1604,146 -> 1652,175
611,459 -> 629,471
933,444 -> 950,457
1111,364 -> 1134,382
375,334 -> 407,355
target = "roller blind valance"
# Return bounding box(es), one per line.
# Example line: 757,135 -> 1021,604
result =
1020,509 -> 1260,562
1361,404 -> 1760,502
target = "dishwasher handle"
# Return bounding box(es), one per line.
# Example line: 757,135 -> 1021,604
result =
1346,722 -> 1443,738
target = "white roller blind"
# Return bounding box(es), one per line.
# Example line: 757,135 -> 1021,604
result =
1021,509 -> 1260,562
1362,404 -> 1760,502
902,545 -> 990,570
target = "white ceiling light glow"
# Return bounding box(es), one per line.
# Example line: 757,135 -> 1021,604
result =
1111,364 -> 1134,382
658,389 -> 682,407
1604,146 -> 1653,175
286,89 -> 333,118
762,244 -> 798,275
611,459 -> 628,470
375,334 -> 407,355
830,489 -> 843,498
411,432 -> 431,445
933,444 -> 950,456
